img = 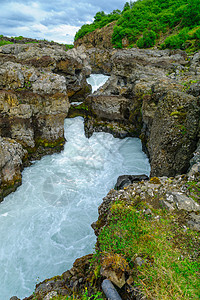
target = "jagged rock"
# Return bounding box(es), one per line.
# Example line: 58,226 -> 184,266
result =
0,64 -> 69,150
134,257 -> 145,267
188,213 -> 200,232
74,21 -> 116,49
0,137 -> 27,200
147,90 -> 199,177
87,94 -> 130,121
0,41 -> 94,200
43,291 -> 58,300
85,48 -> 200,177
0,43 -> 91,100
86,48 -> 116,74
115,174 -> 149,190
162,192 -> 200,212
190,143 -> 200,167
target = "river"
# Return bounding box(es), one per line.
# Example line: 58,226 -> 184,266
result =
0,74 -> 150,299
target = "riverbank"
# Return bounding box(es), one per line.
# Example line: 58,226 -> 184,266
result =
23,164 -> 200,300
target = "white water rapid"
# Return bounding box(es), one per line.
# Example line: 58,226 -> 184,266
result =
0,75 -> 150,300
86,74 -> 109,93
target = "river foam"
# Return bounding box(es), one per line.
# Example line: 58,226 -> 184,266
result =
0,75 -> 150,300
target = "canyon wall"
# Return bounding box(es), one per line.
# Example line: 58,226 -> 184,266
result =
84,48 -> 200,177
0,43 -> 91,201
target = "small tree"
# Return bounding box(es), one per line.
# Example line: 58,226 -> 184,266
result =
137,29 -> 156,48
94,11 -> 106,23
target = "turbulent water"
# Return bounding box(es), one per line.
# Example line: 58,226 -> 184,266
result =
86,73 -> 109,93
0,75 -> 150,300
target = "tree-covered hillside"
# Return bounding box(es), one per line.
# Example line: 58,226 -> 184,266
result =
74,0 -> 200,52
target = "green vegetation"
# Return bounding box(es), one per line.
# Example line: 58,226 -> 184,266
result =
0,40 -> 14,46
96,199 -> 200,299
186,181 -> 200,203
13,35 -> 24,40
33,288 -> 103,300
65,44 -> 74,50
75,0 -> 200,51
136,29 -> 156,48
74,10 -> 121,41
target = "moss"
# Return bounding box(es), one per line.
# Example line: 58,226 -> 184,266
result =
1,175 -> 21,189
0,175 -> 22,202
149,177 -> 161,184
68,103 -> 89,118
35,137 -> 65,148
186,181 -> 200,203
170,111 -> 187,117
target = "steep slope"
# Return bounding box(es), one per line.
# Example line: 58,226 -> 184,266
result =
74,0 -> 200,52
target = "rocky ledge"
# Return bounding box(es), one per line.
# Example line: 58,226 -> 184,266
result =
0,43 -> 91,201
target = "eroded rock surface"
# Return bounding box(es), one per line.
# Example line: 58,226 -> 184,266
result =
0,137 -> 27,200
85,48 -> 200,177
74,22 -> 116,50
0,43 -> 91,200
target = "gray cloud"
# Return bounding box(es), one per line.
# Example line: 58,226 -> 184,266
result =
1,0 -> 129,43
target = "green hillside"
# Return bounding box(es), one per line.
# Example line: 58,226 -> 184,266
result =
74,0 -> 200,52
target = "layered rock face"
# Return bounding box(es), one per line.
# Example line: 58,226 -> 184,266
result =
0,43 -> 91,100
85,48 -> 116,75
0,137 -> 27,201
0,43 -> 91,200
85,48 -> 200,177
74,22 -> 116,49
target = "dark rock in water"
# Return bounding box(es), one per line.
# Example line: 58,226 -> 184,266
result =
115,174 -> 149,190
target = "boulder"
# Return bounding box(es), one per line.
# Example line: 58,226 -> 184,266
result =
161,192 -> 200,212
188,213 -> 200,232
115,174 -> 149,190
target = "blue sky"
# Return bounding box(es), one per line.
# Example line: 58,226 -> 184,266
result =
1,0 -> 128,44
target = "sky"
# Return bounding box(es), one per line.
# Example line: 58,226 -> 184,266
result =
1,0 -> 128,44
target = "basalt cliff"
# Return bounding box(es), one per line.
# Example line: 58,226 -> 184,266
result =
83,47 -> 200,178
0,40 -> 199,300
0,43 -> 91,201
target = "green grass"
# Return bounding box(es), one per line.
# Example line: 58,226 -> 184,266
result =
97,200 -> 200,299
186,181 -> 200,203
33,288 -> 104,300
0,40 -> 14,46
65,44 -> 74,50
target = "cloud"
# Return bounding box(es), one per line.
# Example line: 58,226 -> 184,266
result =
1,0 -> 129,43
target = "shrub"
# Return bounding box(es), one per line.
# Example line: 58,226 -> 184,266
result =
65,44 -> 74,50
162,28 -> 189,49
14,36 -> 24,40
193,28 -> 200,40
0,40 -> 14,46
137,29 -> 156,48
